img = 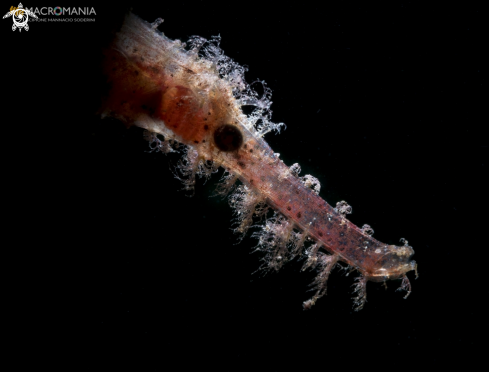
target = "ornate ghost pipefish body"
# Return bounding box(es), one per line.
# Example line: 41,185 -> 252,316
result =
100,12 -> 417,311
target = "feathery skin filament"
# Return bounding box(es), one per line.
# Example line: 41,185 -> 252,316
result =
100,12 -> 418,311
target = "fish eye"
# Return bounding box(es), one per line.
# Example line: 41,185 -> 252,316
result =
213,124 -> 243,152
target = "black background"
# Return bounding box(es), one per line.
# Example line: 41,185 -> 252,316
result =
4,1 -> 486,368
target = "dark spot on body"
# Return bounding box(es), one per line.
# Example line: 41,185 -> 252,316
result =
238,161 -> 246,168
244,144 -> 248,149
296,190 -> 300,194
204,125 -> 209,130
318,232 -> 323,237
194,140 -> 199,144
134,70 -> 139,75
297,212 -> 302,218
339,246 -> 345,251
287,206 -> 291,211
208,112 -> 211,115
250,179 -> 254,184
249,149 -> 253,153
213,124 -> 244,152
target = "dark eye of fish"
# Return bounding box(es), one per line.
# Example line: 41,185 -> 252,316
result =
213,124 -> 243,152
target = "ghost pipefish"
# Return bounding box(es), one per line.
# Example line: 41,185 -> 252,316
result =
99,12 -> 418,311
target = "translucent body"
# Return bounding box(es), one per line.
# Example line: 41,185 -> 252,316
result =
100,12 -> 417,310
